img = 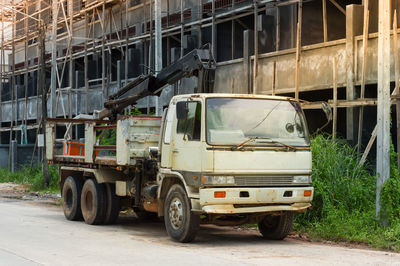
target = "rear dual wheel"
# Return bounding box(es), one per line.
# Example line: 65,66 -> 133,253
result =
62,176 -> 83,221
62,177 -> 120,225
81,180 -> 120,225
81,179 -> 106,225
104,183 -> 120,225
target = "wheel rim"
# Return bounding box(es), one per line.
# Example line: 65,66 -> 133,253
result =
168,197 -> 183,230
262,215 -> 279,229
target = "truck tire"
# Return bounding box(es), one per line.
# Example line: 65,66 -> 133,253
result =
164,184 -> 200,243
258,212 -> 294,240
103,183 -> 120,225
81,179 -> 106,225
62,176 -> 83,221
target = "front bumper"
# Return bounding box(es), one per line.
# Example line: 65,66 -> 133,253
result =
198,187 -> 313,214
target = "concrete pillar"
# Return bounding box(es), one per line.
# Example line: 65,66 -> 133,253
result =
75,70 -> 83,116
376,0 -> 391,221
171,47 -> 181,95
345,5 -> 363,143
243,30 -> 254,94
10,140 -> 17,172
117,60 -> 122,89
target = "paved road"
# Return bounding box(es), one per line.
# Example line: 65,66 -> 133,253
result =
0,198 -> 399,266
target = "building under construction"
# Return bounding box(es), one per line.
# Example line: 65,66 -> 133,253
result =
0,0 -> 396,183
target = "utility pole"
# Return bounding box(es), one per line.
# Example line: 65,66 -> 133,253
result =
376,0 -> 390,221
39,21 -> 49,187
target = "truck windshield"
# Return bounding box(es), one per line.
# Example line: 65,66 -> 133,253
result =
206,98 -> 310,147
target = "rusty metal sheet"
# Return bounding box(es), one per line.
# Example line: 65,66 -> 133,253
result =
46,118 -> 113,124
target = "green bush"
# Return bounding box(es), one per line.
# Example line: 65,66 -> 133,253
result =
380,142 -> 400,225
295,134 -> 400,251
0,165 -> 59,193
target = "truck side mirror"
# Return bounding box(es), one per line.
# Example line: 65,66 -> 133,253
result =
321,102 -> 332,122
176,101 -> 188,120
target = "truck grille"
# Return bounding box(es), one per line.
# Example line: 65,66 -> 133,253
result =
234,176 -> 294,186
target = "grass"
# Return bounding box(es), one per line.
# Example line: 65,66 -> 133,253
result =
295,134 -> 400,251
0,165 -> 60,194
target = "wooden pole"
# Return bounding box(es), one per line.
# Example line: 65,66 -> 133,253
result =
295,1 -> 302,100
332,57 -> 338,139
322,0 -> 327,43
295,22 -> 301,100
272,61 -> 276,96
84,11 -> 89,114
68,0 -> 74,118
357,8 -> 370,153
276,6 -> 280,51
125,0 -> 129,85
253,0 -> 259,94
9,0 -> 15,170
39,22 -> 49,187
101,2 -> 106,106
393,10 -> 400,169
50,0 -> 57,118
24,4 -> 28,132
211,0 -> 216,59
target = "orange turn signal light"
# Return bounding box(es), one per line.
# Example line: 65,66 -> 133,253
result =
214,191 -> 226,198
304,190 -> 312,197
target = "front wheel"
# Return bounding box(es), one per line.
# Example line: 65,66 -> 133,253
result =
164,184 -> 200,243
258,212 -> 294,240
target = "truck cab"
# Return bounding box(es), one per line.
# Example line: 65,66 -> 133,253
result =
157,93 -> 313,241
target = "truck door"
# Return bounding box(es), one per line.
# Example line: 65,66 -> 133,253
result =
161,105 -> 175,168
171,101 -> 202,172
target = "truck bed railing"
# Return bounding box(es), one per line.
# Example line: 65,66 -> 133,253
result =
46,118 -> 117,165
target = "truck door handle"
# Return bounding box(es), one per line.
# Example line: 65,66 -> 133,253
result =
172,149 -> 179,153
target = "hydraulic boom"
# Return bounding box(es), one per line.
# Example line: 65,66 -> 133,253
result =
98,47 -> 216,119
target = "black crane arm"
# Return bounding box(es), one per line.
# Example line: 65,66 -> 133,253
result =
99,47 -> 216,119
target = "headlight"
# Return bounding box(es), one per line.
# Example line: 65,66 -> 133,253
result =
202,176 -> 235,185
293,175 -> 312,184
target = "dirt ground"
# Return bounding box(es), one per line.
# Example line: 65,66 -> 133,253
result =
0,182 -> 399,266
0,182 -> 60,204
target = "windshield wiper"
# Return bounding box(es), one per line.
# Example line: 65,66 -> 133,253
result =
231,137 -> 297,151
231,136 -> 258,150
255,137 -> 297,151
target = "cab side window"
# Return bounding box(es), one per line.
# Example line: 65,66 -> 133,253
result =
176,102 -> 201,141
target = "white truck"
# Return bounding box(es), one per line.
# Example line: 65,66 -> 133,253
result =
46,48 -> 317,242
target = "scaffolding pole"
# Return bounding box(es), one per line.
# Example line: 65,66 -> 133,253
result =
155,0 -> 162,115
50,0 -> 58,118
